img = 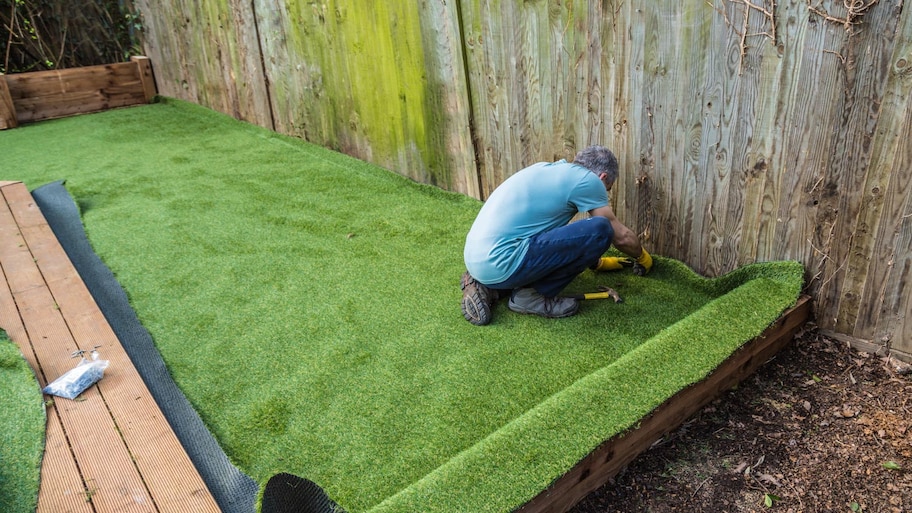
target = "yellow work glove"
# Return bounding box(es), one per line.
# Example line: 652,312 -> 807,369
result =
632,249 -> 653,276
595,256 -> 634,271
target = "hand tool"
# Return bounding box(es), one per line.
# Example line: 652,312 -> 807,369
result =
562,285 -> 623,303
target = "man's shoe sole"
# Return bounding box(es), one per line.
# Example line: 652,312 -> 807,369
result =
461,272 -> 495,325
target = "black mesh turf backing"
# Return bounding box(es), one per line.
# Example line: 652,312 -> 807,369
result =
262,473 -> 344,513
32,180 -> 259,512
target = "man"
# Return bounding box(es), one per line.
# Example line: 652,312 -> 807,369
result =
461,145 -> 652,325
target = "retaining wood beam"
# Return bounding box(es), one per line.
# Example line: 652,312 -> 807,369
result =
519,295 -> 812,513
0,57 -> 157,128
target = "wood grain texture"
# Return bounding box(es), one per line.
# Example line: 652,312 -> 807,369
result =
0,182 -> 220,513
415,0 -> 477,195
135,0 -> 272,129
826,1 -> 911,346
856,7 -> 912,349
0,186 -> 90,512
3,61 -> 154,123
0,74 -> 18,129
810,1 -> 903,337
132,56 -> 158,102
460,0 -> 618,198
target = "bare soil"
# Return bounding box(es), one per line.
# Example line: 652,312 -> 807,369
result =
572,324 -> 912,513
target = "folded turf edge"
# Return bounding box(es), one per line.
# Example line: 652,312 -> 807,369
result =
365,260 -> 804,513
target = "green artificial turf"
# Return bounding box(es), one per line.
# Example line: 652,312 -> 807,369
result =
0,329 -> 45,513
0,98 -> 804,512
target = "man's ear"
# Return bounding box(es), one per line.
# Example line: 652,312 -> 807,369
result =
599,172 -> 608,180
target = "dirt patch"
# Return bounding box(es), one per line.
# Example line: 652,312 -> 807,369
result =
572,324 -> 912,512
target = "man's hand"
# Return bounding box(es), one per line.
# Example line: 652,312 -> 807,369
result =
632,249 -> 653,276
595,256 -> 634,271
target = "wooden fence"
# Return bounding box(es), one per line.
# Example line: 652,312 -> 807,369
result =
0,56 -> 156,128
95,1 -> 912,358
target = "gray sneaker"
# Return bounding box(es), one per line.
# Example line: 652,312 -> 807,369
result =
508,288 -> 579,318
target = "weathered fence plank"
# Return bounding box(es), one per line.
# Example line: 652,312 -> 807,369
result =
138,0 -> 272,129
245,0 -> 475,193
848,4 -> 912,347
416,0 -> 478,195
461,1 -> 621,198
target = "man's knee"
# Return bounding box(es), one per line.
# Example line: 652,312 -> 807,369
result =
589,216 -> 614,244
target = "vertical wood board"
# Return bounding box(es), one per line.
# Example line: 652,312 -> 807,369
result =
0,74 -> 19,129
255,0 -> 472,192
135,0 -> 273,128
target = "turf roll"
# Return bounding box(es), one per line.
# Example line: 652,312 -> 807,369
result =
261,473 -> 343,513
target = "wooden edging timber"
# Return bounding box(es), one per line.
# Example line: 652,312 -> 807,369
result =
0,56 -> 156,128
518,295 -> 812,513
0,73 -> 17,129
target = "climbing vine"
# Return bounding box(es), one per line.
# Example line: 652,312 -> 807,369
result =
707,0 -> 882,74
706,0 -> 778,75
806,0 -> 881,35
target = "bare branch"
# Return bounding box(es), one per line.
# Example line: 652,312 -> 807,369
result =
806,0 -> 880,35
707,0 -> 778,75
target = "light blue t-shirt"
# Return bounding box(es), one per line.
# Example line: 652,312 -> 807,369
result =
464,160 -> 609,284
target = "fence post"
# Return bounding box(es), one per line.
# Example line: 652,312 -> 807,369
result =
131,56 -> 158,103
0,74 -> 19,129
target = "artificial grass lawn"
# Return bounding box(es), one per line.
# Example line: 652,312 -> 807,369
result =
0,330 -> 45,513
1,98 -> 803,512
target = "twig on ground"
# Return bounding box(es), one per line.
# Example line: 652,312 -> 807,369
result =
692,476 -> 712,497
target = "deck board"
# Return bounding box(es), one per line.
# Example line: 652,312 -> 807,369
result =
0,181 -> 221,513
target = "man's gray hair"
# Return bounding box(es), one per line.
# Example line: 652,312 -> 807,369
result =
573,145 -> 619,184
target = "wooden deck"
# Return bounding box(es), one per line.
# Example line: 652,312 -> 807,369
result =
0,181 -> 220,512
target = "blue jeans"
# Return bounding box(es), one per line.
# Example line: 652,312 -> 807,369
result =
488,217 -> 614,298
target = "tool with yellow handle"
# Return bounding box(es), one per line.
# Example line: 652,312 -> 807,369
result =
562,286 -> 623,303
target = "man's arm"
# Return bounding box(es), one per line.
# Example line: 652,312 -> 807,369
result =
588,204 -> 642,258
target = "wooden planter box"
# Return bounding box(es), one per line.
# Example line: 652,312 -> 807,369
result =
0,56 -> 156,129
